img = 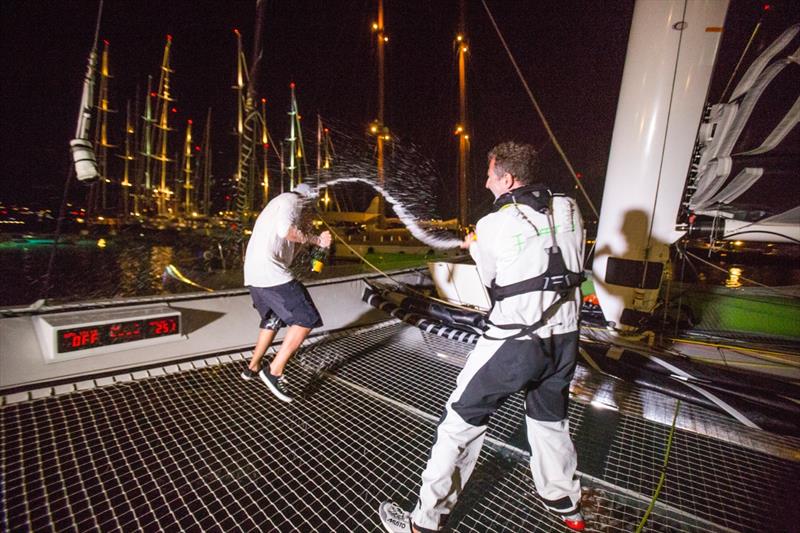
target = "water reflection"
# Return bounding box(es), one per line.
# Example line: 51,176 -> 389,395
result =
150,246 -> 174,292
725,266 -> 743,288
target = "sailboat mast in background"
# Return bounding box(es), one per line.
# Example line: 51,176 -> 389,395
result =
119,99 -> 134,219
371,0 -> 389,227
153,35 -> 175,217
455,0 -> 470,230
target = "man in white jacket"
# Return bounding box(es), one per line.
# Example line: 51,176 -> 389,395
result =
380,142 -> 586,532
241,183 -> 331,403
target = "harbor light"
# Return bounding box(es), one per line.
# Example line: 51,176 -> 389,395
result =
372,22 -> 378,30
97,239 -> 107,248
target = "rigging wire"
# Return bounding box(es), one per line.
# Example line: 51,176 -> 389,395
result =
719,18 -> 763,103
479,0 -> 598,220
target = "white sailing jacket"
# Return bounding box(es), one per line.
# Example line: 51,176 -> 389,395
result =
470,194 -> 585,339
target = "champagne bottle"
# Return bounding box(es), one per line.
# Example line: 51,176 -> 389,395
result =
310,245 -> 329,273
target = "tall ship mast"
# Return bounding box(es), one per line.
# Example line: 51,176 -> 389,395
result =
285,82 -> 306,191
371,0 -> 389,226
233,2 -> 271,220
199,108 -> 213,218
316,114 -> 337,212
138,75 -> 156,214
180,119 -> 195,216
153,35 -> 175,217
259,98 -> 269,205
455,0 -> 470,230
119,99 -> 134,219
90,39 -> 115,216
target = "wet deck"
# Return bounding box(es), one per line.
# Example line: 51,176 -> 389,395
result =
2,320 -> 799,532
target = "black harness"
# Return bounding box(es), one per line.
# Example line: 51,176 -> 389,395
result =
484,186 -> 584,341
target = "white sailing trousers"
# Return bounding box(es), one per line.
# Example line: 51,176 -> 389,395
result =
411,331 -> 582,531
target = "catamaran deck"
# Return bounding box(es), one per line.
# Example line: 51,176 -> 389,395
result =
2,319 -> 799,532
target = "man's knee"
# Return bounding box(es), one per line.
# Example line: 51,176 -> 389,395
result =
525,384 -> 570,421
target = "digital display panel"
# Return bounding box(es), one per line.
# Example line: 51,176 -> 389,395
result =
56,314 -> 181,353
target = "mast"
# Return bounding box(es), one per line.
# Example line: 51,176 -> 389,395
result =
93,39 -> 115,213
592,0 -> 728,332
316,115 -> 336,211
200,108 -> 213,217
139,75 -> 155,213
372,0 -> 389,226
285,82 -> 306,190
120,99 -> 134,219
233,0 -> 268,220
70,1 -> 102,184
153,35 -> 175,216
234,28 -> 248,214
455,0 -> 470,229
260,98 -> 269,207
181,120 -> 195,215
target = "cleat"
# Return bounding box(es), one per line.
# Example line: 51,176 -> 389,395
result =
378,501 -> 412,533
259,369 -> 293,402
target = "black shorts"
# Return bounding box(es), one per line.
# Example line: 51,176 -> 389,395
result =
249,280 -> 323,330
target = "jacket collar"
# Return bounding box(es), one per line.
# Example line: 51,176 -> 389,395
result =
491,183 -> 552,214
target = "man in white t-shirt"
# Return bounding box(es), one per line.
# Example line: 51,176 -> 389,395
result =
241,182 -> 331,402
379,142 -> 586,532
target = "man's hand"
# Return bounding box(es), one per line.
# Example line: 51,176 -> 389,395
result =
461,232 -> 476,250
319,230 -> 332,248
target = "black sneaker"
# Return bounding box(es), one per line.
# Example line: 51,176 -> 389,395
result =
241,365 -> 260,381
259,369 -> 293,403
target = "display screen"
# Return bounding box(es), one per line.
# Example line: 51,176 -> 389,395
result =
57,315 -> 180,353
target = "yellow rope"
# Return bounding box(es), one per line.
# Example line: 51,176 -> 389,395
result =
635,400 -> 681,533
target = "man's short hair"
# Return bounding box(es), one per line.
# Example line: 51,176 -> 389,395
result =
488,142 -> 538,185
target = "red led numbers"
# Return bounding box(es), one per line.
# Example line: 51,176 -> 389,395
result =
57,314 -> 180,353
148,318 -> 178,336
61,328 -> 100,349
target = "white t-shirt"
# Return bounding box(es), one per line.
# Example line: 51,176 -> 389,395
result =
244,192 -> 304,287
470,195 -> 585,339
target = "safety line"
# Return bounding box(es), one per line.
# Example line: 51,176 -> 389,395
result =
634,400 -> 682,533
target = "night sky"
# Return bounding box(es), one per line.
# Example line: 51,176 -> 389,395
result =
0,1 -> 796,220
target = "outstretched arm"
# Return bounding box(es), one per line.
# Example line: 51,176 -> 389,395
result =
286,226 -> 332,248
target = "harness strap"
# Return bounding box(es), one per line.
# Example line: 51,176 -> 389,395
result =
490,247 -> 584,301
484,196 -> 582,341
483,288 -> 576,341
